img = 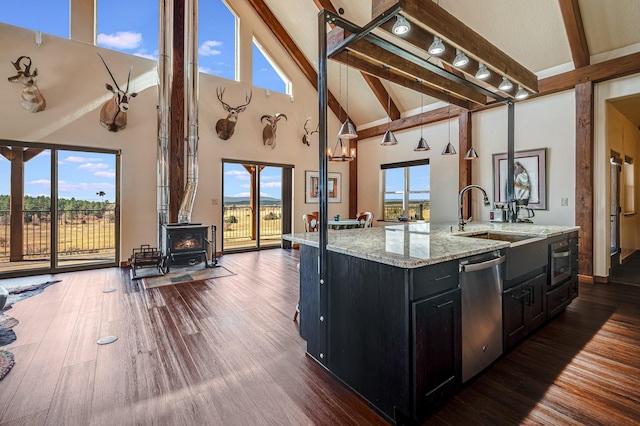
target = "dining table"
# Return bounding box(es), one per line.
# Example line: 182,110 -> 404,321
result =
327,219 -> 361,230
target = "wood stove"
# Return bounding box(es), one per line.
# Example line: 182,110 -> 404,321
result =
162,223 -> 210,272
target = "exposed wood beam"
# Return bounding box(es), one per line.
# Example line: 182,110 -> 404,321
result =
356,104 -> 466,141
558,0 -> 590,69
170,0 -> 185,223
0,147 -> 13,160
538,51 -> 640,95
372,0 -> 539,93
313,0 -> 400,120
246,0 -> 347,122
328,27 -> 485,105
23,148 -> 44,162
459,111 -> 473,219
333,50 -> 471,110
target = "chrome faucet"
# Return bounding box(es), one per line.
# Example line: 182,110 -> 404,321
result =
458,185 -> 491,231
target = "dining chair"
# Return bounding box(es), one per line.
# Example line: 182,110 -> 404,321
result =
303,211 -> 319,232
356,211 -> 374,228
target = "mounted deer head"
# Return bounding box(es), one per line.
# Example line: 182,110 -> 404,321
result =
215,87 -> 252,140
261,113 -> 287,150
8,56 -> 46,113
302,117 -> 318,146
97,53 -> 138,132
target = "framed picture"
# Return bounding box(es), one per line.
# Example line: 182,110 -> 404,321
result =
492,148 -> 547,210
305,171 -> 341,203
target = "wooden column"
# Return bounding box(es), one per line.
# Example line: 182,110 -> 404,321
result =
9,149 -> 24,262
169,0 -> 185,223
575,82 -> 594,276
243,165 -> 259,241
458,110 -> 473,219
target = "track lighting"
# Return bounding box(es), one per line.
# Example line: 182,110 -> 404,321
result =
453,49 -> 469,68
428,36 -> 445,55
499,76 -> 514,92
475,62 -> 490,80
515,85 -> 529,100
392,15 -> 411,35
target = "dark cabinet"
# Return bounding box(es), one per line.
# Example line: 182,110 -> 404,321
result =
503,272 -> 547,350
412,288 -> 461,419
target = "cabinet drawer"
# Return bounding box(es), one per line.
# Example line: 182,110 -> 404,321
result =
411,261 -> 459,300
547,280 -> 571,319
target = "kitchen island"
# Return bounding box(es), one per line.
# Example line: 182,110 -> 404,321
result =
284,222 -> 579,424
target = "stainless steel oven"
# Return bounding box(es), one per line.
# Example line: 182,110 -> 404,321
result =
550,240 -> 571,286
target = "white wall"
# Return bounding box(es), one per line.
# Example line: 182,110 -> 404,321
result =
1,19 -> 348,263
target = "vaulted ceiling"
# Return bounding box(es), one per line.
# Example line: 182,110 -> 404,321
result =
250,0 -> 640,130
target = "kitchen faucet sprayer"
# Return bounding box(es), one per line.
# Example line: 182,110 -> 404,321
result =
458,185 -> 490,231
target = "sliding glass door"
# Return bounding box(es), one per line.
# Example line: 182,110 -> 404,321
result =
0,142 -> 120,277
222,160 -> 292,252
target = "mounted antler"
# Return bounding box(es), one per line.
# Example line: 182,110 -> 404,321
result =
8,56 -> 46,113
261,113 -> 287,150
97,53 -> 138,132
215,87 -> 252,140
302,117 -> 318,146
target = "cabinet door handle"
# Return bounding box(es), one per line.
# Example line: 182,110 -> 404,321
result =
553,251 -> 571,258
557,296 -> 568,303
435,300 -> 453,309
528,286 -> 535,306
434,274 -> 451,281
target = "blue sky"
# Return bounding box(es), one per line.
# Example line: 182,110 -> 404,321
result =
224,163 -> 282,199
2,0 -> 286,201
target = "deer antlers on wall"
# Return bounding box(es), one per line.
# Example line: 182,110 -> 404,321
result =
302,117 -> 318,146
97,53 -> 137,132
261,113 -> 287,150
8,56 -> 46,113
215,87 -> 252,140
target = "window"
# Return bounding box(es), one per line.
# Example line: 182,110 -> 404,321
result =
382,160 -> 430,221
2,0 -> 69,38
624,156 -> 635,214
199,0 -> 237,80
252,38 -> 290,94
97,0 -> 158,58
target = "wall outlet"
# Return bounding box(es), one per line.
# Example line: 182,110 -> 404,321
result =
561,198 -> 568,206
211,198 -> 219,205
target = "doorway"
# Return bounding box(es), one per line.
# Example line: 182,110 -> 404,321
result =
0,142 -> 120,277
610,152 -> 622,269
221,160 -> 293,252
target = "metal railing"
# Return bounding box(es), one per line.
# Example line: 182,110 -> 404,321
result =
0,209 -> 116,259
384,202 -> 431,221
222,205 -> 282,242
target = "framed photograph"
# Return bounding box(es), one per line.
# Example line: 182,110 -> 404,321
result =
493,148 -> 547,210
305,171 -> 341,203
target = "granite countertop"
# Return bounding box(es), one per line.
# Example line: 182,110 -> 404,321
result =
283,222 -> 580,268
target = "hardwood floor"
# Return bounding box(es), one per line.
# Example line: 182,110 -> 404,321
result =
0,249 -> 638,425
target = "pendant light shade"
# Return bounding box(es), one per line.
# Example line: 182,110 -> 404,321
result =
499,76 -> 513,91
381,129 -> 399,146
428,36 -> 445,55
453,49 -> 469,68
515,85 -> 529,100
392,15 -> 411,35
464,146 -> 479,160
475,62 -> 490,80
442,142 -> 457,155
414,137 -> 430,151
338,118 -> 358,139
381,65 -> 397,146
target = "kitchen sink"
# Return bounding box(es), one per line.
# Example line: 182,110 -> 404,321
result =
465,231 -> 539,243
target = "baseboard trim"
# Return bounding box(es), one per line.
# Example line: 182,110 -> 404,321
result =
593,275 -> 608,284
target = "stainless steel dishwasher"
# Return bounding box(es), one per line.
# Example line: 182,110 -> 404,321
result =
459,251 -> 505,383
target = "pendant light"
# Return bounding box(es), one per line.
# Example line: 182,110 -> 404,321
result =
414,85 -> 430,152
499,76 -> 513,92
337,51 -> 357,139
381,65 -> 398,146
453,49 -> 469,68
442,92 -> 456,155
464,146 -> 479,160
329,62 -> 355,162
475,62 -> 490,80
515,85 -> 529,100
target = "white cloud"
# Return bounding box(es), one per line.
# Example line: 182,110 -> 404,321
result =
62,155 -> 100,163
261,182 -> 281,188
58,181 -> 115,194
79,163 -> 109,171
134,49 -> 158,60
233,192 -> 250,197
95,171 -> 116,179
28,179 -> 50,186
198,65 -> 212,74
224,170 -> 249,179
97,32 -> 142,50
199,40 -> 222,56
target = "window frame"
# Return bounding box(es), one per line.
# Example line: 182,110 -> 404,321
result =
381,159 -> 430,221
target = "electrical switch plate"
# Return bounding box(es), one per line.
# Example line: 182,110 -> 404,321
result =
561,198 -> 568,206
